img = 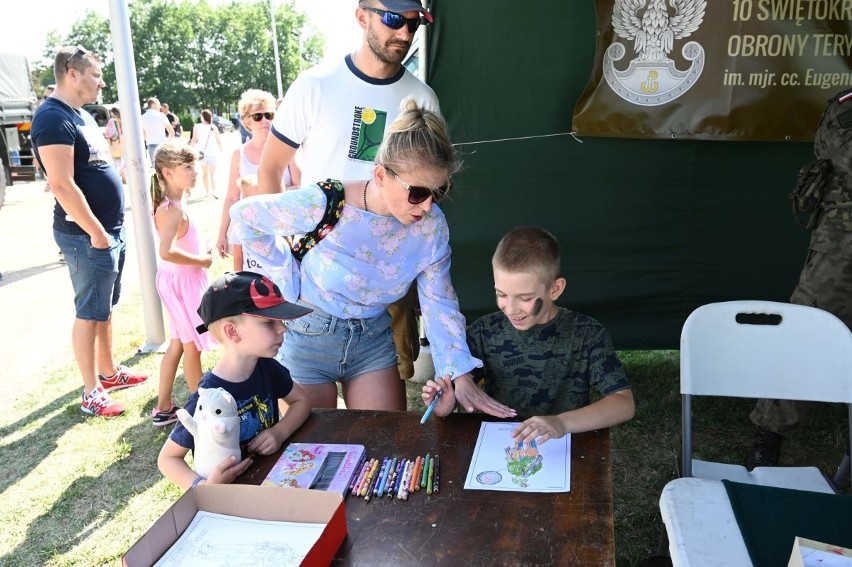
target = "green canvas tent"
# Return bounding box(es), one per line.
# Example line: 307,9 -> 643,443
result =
425,0 -> 816,348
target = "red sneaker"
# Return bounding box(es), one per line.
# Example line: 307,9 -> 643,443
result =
81,386 -> 125,417
99,365 -> 148,392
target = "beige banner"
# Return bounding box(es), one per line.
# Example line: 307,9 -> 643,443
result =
572,0 -> 852,141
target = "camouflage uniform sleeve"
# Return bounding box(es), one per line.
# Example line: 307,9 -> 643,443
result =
466,318 -> 488,383
583,318 -> 631,397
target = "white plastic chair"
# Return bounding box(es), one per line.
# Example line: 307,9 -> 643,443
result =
680,300 -> 852,494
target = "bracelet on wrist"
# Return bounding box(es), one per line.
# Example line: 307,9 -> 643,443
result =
191,475 -> 204,487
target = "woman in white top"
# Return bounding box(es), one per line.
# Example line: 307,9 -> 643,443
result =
189,109 -> 222,198
216,89 -> 297,272
231,97 -> 515,417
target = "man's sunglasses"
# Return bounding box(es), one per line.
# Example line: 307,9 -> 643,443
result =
64,46 -> 90,72
360,5 -> 430,33
384,166 -> 449,204
249,112 -> 275,122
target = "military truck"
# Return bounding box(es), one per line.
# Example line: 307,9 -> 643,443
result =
0,52 -> 38,207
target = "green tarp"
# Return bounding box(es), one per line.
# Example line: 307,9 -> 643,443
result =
428,0 -> 812,348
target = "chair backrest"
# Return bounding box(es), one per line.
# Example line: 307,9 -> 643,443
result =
681,300 -> 852,403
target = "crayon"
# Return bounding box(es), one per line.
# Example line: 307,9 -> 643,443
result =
421,454 -> 431,489
390,459 -> 406,498
402,459 -> 413,492
374,458 -> 390,497
356,459 -> 374,497
364,462 -> 382,501
378,457 -> 396,497
353,459 -> 369,496
360,459 -> 380,497
420,389 -> 443,424
351,459 -> 371,496
433,455 -> 440,494
386,457 -> 399,495
426,453 -> 435,494
409,456 -> 423,493
382,458 -> 397,498
397,460 -> 412,500
392,458 -> 405,494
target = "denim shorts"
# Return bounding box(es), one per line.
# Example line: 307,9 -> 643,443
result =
54,226 -> 126,321
279,302 -> 397,385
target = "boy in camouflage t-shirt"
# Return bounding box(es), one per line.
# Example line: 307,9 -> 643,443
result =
422,227 -> 634,445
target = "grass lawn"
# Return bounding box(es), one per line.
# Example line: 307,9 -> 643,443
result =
1,248 -> 848,566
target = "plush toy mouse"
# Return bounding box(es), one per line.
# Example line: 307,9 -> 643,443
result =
176,387 -> 241,479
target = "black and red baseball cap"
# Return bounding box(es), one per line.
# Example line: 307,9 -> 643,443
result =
196,271 -> 312,333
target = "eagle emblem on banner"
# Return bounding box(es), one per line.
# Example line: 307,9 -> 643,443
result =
606,0 -> 707,106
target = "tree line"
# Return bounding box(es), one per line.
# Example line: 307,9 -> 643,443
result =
33,0 -> 324,116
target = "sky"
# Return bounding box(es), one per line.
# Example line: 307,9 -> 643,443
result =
0,0 -> 362,66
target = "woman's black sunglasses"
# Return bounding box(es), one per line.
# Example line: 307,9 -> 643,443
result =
360,5 -> 429,33
384,166 -> 448,204
250,112 -> 275,122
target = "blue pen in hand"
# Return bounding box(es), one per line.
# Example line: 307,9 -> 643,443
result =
421,389 -> 443,424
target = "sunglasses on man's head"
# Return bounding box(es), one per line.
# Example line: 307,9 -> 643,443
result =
360,5 -> 429,33
384,166 -> 448,204
249,112 -> 275,122
64,46 -> 90,72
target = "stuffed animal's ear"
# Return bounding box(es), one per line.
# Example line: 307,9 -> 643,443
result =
223,393 -> 234,404
198,387 -> 206,396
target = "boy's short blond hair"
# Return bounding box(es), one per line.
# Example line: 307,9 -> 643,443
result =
492,226 -> 561,284
206,315 -> 242,343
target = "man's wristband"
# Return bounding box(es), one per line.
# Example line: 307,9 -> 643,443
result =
191,476 -> 204,487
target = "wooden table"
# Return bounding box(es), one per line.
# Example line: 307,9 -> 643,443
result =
237,409 -> 615,566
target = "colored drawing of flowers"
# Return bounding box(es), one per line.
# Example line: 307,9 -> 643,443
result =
505,440 -> 543,488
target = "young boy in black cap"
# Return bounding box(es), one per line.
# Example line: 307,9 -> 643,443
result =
158,271 -> 313,489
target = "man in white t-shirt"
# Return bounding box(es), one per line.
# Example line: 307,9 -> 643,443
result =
140,97 -> 174,163
257,0 -> 439,382
259,0 -> 438,187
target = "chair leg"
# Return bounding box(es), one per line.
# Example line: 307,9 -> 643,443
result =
655,525 -> 670,556
833,453 -> 850,490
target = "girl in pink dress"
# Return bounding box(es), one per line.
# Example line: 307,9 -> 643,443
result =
150,141 -> 214,426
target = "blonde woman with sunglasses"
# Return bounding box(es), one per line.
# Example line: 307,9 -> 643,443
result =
216,89 -> 298,273
231,98 -> 517,419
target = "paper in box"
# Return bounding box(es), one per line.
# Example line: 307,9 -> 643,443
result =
789,536 -> 852,567
262,443 -> 366,496
122,485 -> 346,567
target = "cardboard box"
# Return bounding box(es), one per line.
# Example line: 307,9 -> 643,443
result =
123,485 -> 346,566
789,536 -> 852,567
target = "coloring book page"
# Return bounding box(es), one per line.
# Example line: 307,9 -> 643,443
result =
153,511 -> 324,567
464,422 -> 571,493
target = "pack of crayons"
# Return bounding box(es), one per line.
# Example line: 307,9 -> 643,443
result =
349,454 -> 440,502
262,443 -> 366,496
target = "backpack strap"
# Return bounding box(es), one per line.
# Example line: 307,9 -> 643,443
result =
290,179 -> 346,261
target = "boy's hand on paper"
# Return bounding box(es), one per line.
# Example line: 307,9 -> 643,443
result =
453,374 -> 517,418
512,415 -> 566,446
207,455 -> 253,484
247,428 -> 282,456
421,377 -> 455,417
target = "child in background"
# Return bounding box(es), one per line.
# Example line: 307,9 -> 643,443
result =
157,271 -> 313,489
422,226 -> 635,444
150,141 -> 215,426
103,107 -> 125,183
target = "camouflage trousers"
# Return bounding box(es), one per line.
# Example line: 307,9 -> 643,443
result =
750,250 -> 852,435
